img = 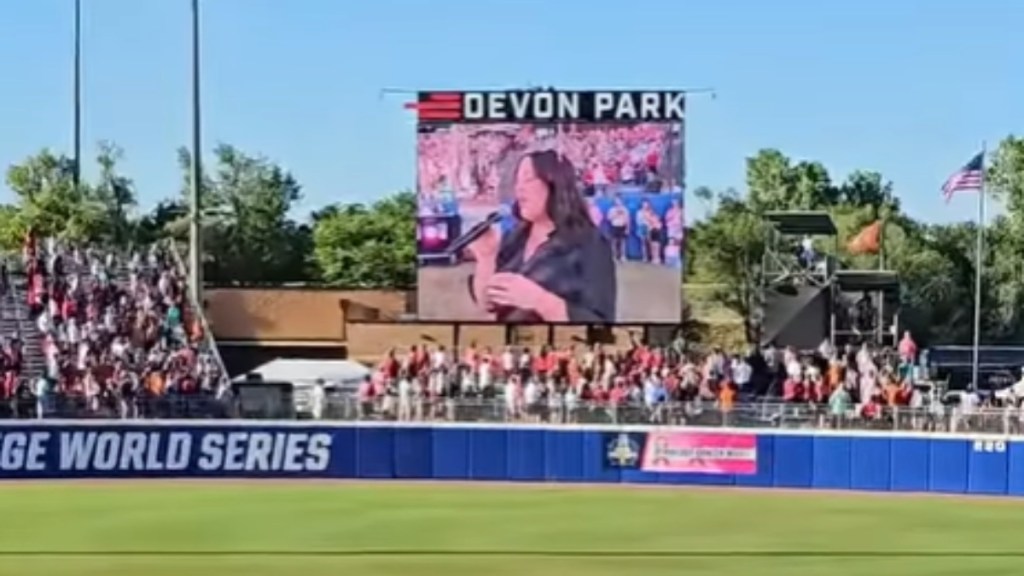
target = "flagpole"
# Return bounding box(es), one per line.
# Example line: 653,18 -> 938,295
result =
971,143 -> 987,392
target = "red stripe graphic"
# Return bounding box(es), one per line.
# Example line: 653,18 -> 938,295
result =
426,92 -> 462,101
405,92 -> 464,121
417,101 -> 462,111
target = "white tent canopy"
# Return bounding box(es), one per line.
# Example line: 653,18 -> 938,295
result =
233,359 -> 370,390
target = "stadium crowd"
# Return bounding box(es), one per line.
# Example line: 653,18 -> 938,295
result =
418,123 -> 681,202
349,332 -> 987,430
0,232 -> 226,419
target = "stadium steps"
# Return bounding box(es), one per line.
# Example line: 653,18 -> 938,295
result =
7,271 -> 47,381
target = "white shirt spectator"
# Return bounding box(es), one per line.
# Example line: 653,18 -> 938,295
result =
909,387 -> 924,409
104,308 -> 117,333
643,377 -> 660,408
478,361 -> 492,388
37,310 -> 52,335
856,348 -> 873,372
786,359 -> 802,380
505,380 -> 521,411
66,320 -> 80,345
732,358 -> 752,388
805,365 -> 821,380
501,350 -> 515,373
76,342 -> 90,371
960,390 -> 979,414
859,372 -> 878,403
818,340 -> 834,359
111,337 -> 128,360
310,384 -> 325,420
524,379 -> 540,406
429,370 -> 444,396
431,349 -> 446,370
564,386 -> 579,412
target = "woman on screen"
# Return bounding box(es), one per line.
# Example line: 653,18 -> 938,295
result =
465,150 -> 617,323
639,200 -> 664,264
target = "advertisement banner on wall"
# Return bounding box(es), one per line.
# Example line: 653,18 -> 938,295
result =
641,431 -> 757,475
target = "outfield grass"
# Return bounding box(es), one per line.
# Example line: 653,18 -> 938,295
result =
0,482 -> 1021,575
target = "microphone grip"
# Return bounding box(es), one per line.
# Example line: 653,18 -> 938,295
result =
446,211 -> 504,256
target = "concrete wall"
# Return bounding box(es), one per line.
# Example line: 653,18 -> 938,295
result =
205,288 -> 650,364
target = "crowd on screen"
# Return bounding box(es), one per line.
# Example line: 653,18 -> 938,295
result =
0,232 -> 226,419
418,124 -> 681,202
350,332 -> 958,426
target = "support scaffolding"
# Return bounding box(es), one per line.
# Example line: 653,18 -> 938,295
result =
759,211 -> 838,349
831,270 -> 901,348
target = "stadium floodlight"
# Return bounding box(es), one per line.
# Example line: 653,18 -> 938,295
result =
188,0 -> 204,308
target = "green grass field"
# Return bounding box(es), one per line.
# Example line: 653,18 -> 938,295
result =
0,482 -> 1021,575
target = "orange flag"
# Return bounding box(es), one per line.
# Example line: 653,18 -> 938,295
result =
847,220 -> 881,255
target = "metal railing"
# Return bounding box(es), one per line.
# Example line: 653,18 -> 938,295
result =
167,241 -> 231,394
4,392 -> 1024,436
317,397 -> 1022,435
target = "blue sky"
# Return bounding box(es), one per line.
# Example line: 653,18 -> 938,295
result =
0,0 -> 1020,223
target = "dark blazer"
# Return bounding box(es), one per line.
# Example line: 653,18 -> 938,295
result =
471,224 -> 617,323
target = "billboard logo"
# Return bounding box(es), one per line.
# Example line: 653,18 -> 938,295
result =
606,433 -> 640,468
408,90 -> 686,124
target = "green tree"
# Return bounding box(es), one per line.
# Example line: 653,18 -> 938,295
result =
5,149 -> 107,245
687,190 -> 766,343
92,141 -> 138,246
745,149 -> 837,211
176,144 -> 313,283
983,136 -> 1024,340
312,191 -> 416,288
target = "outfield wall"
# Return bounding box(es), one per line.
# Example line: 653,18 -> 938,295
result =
0,421 -> 1021,496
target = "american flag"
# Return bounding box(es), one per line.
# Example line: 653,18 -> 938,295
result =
942,152 -> 985,202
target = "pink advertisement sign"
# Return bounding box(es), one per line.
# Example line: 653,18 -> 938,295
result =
641,432 -> 758,475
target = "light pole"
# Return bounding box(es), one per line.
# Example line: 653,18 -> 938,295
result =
73,0 -> 82,193
188,0 -> 204,308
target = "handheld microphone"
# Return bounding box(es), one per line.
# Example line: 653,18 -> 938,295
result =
446,204 -> 513,256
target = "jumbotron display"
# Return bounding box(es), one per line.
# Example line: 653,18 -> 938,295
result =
413,89 -> 685,323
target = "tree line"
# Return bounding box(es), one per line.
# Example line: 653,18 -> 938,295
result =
3,136 -> 1023,346
687,136 -> 1024,346
1,143 -> 415,288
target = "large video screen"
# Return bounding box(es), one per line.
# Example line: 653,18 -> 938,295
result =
414,91 -> 684,324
